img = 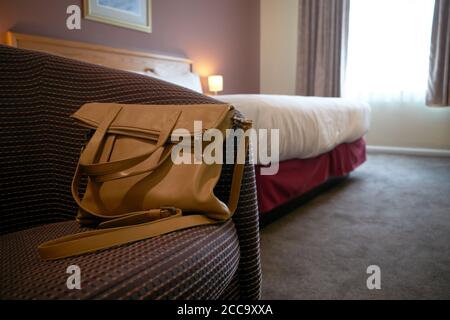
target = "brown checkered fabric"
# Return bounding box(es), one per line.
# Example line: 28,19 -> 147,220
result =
0,45 -> 261,300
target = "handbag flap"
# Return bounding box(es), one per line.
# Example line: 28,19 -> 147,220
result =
71,103 -> 233,138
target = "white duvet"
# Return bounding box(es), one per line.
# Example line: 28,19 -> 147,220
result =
216,94 -> 371,161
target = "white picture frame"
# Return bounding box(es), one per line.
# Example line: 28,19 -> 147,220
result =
84,0 -> 152,33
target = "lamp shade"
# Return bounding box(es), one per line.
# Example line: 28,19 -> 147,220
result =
208,75 -> 223,93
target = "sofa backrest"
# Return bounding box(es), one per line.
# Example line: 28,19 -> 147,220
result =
0,45 -> 219,234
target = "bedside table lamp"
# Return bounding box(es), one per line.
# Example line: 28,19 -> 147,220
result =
208,75 -> 223,95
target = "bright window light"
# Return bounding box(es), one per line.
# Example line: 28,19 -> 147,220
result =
344,0 -> 435,103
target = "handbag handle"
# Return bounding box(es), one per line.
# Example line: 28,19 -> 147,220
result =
91,146 -> 174,183
79,105 -> 181,177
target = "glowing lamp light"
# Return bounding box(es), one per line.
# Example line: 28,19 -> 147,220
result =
208,75 -> 223,95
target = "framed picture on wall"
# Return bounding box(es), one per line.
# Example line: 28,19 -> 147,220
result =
84,0 -> 152,33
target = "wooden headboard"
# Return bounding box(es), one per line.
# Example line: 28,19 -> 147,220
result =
5,32 -> 193,74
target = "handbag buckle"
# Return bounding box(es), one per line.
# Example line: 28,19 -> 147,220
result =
232,115 -> 252,130
160,206 -> 180,217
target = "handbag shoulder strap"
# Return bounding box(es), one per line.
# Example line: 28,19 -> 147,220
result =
38,213 -> 218,260
226,116 -> 252,214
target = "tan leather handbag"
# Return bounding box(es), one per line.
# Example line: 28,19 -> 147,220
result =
38,103 -> 250,260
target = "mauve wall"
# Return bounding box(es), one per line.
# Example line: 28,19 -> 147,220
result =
0,0 -> 260,94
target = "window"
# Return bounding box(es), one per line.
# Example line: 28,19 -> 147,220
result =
344,0 -> 435,104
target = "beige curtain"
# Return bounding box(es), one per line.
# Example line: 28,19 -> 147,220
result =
296,0 -> 350,97
427,0 -> 450,107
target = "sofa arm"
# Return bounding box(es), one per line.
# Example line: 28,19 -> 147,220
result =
215,141 -> 261,300
231,160 -> 261,299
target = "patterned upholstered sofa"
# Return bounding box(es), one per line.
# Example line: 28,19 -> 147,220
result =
0,45 -> 261,299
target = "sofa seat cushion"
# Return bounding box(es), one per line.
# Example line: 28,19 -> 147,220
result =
0,220 -> 239,299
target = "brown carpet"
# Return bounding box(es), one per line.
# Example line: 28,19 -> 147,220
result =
260,154 -> 450,299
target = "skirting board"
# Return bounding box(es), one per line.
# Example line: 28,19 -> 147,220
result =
367,145 -> 450,157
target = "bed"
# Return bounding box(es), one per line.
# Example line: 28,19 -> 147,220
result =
6,31 -> 370,223
217,94 -> 370,219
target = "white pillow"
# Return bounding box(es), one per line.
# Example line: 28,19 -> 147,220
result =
135,69 -> 203,93
160,72 -> 203,94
